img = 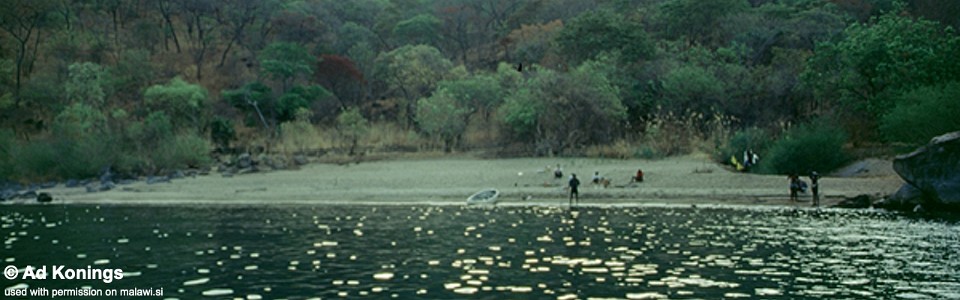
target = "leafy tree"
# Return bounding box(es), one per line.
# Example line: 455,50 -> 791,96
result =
659,64 -> 726,115
277,85 -> 334,122
880,82 -> 960,145
0,0 -> 55,104
504,20 -> 563,66
802,13 -> 960,140
374,44 -> 454,127
659,0 -> 748,45
392,14 -> 442,47
222,82 -> 274,129
315,54 -> 366,109
209,117 -> 236,153
143,77 -> 210,134
499,62 -> 626,155
436,74 -> 503,121
259,42 -> 318,92
111,49 -> 156,100
554,10 -> 654,64
804,13 -> 960,115
52,103 -> 107,140
336,107 -> 369,155
416,92 -> 470,152
65,62 -> 109,108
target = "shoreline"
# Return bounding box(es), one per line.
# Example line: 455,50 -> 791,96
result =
6,155 -> 904,208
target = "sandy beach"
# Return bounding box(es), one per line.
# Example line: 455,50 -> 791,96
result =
31,154 -> 904,207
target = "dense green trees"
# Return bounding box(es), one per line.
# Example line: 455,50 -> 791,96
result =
1,0 -> 958,181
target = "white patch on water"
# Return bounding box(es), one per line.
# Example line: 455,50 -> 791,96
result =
183,278 -> 210,286
200,288 -> 233,296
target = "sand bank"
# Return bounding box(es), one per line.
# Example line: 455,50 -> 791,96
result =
31,154 -> 903,207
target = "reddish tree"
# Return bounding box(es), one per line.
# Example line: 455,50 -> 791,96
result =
314,54 -> 366,109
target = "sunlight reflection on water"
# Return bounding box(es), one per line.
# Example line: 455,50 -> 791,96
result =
2,204 -> 959,299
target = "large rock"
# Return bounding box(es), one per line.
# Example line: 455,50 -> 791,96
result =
892,131 -> 960,209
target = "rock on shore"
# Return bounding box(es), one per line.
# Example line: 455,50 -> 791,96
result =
889,131 -> 960,211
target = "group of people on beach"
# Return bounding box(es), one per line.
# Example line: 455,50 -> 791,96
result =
789,171 -> 822,206
551,164 -> 644,206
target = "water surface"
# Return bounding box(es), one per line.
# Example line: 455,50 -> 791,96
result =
3,204 -> 959,299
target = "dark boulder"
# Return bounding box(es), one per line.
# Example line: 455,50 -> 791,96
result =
293,154 -> 309,166
833,194 -> 873,209
236,153 -> 253,169
36,192 -> 52,203
892,131 -> 960,210
99,182 -> 116,191
877,184 -> 924,211
0,189 -> 16,201
65,179 -> 80,188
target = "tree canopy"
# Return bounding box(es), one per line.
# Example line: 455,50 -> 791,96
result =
1,0 -> 958,180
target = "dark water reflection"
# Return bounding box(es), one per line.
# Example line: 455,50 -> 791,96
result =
3,204 -> 959,299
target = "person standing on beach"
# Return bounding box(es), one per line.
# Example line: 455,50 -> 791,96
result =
554,164 -> 563,180
569,174 -> 580,206
788,174 -> 801,202
809,171 -> 821,207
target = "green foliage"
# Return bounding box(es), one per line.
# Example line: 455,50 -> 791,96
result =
259,42 -> 317,90
337,107 -> 369,154
111,49 -> 156,97
880,82 -> 960,146
223,82 -> 274,128
803,13 -> 960,116
659,64 -> 725,114
277,85 -> 333,122
210,117 -> 236,152
0,129 -> 13,180
143,77 -> 210,133
758,122 -> 850,175
498,62 -> 626,155
437,74 -> 502,119
660,0 -> 748,44
65,62 -> 109,107
392,14 -> 441,47
375,44 -> 454,99
52,103 -> 107,139
554,10 -> 654,64
416,92 -> 470,152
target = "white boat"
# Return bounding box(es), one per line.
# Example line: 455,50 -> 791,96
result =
467,188 -> 499,205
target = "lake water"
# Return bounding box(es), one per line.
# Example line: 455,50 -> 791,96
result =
3,204 -> 960,299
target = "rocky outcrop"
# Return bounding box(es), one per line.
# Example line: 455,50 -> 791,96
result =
891,131 -> 960,210
833,194 -> 874,209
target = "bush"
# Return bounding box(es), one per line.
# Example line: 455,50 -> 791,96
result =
880,82 -> 960,146
758,122 -> 850,175
0,129 -> 12,180
150,133 -> 211,171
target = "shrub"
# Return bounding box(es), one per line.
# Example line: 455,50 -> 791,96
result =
0,129 -> 12,180
880,82 -> 960,146
210,117 -> 236,152
150,133 -> 211,171
758,122 -> 850,175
